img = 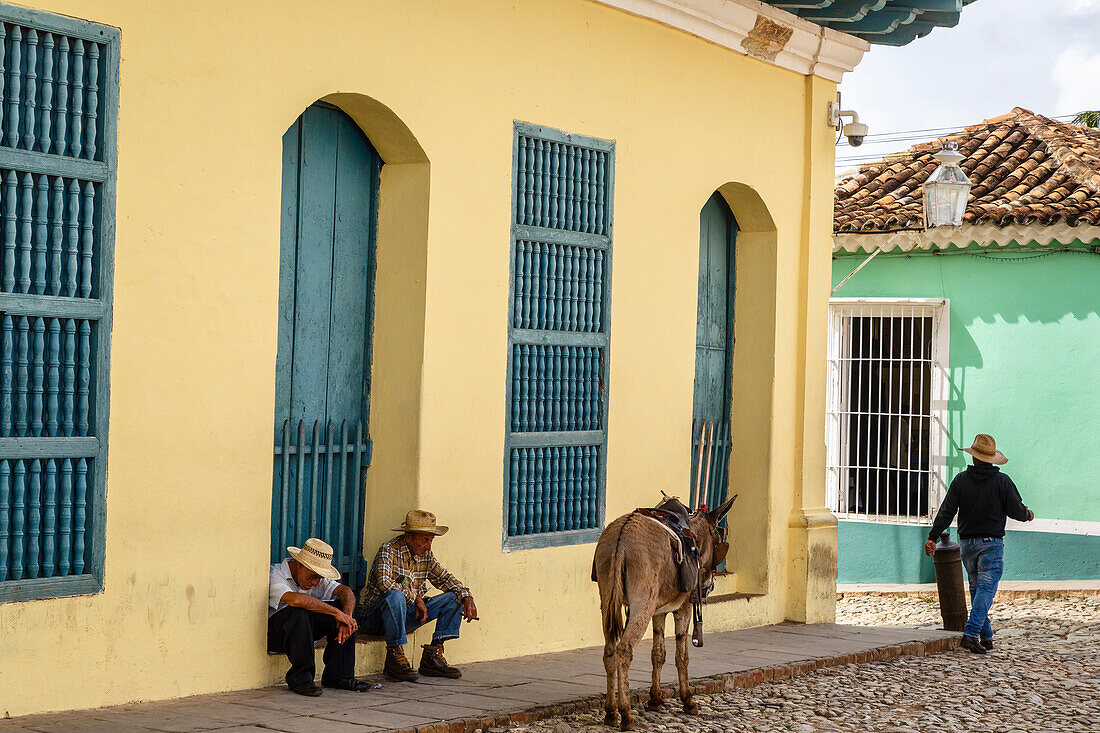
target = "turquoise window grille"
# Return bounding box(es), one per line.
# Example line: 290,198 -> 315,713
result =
504,122 -> 614,551
0,5 -> 117,602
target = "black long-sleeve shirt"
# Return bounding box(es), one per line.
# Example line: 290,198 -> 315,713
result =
928,463 -> 1030,541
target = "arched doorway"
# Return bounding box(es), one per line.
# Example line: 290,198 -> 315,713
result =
691,191 -> 737,513
270,102 -> 381,590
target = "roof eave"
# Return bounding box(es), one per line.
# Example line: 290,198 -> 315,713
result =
832,222 -> 1100,254
593,0 -> 869,82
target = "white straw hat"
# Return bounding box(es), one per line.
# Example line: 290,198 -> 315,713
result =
287,538 -> 341,580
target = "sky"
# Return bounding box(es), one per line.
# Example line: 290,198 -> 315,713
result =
835,0 -> 1100,169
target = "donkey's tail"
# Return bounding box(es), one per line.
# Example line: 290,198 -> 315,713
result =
602,520 -> 629,644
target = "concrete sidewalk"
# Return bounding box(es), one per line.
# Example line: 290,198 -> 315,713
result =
0,623 -> 959,733
837,580 -> 1100,598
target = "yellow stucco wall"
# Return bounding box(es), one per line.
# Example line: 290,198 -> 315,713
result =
0,0 -> 836,717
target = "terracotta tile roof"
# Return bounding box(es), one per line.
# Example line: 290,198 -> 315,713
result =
834,108 -> 1100,233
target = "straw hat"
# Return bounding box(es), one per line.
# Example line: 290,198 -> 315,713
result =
392,509 -> 449,536
287,538 -> 342,580
963,434 -> 1007,465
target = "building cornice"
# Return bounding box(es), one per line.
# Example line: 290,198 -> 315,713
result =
593,0 -> 869,82
832,223 -> 1100,254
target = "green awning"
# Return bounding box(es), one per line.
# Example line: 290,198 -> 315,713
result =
761,0 -> 977,46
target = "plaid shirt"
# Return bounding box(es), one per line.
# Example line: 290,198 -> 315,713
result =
359,536 -> 471,607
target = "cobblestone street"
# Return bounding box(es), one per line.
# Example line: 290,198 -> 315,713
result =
527,595 -> 1100,733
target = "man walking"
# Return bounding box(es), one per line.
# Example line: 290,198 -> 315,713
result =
269,538 -> 372,695
358,510 -> 478,682
925,434 -> 1034,654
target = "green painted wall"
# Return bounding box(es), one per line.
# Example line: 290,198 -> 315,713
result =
838,521 -> 936,584
839,520 -> 1100,583
832,246 -> 1100,583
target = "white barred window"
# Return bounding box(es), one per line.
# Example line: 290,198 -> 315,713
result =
826,299 -> 950,523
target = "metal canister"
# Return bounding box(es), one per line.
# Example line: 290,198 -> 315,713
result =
933,531 -> 967,631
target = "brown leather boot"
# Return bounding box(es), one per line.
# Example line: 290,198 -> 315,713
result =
384,645 -> 419,682
419,642 -> 461,678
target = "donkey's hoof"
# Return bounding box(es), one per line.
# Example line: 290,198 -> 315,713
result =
646,696 -> 664,711
603,711 -> 618,727
683,698 -> 699,715
619,716 -> 635,732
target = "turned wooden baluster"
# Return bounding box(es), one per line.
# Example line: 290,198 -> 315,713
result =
73,457 -> 87,573
84,43 -> 99,159
69,39 -> 83,158
54,36 -> 68,156
76,320 -> 90,436
18,171 -> 33,292
49,177 -> 63,295
27,459 -> 41,578
80,181 -> 94,297
42,458 -> 58,576
0,315 -> 12,436
64,179 -> 79,296
7,25 -> 22,149
58,458 -> 72,574
30,317 -> 44,436
0,461 -> 9,580
23,29 -> 37,151
33,175 -> 48,294
38,33 -> 53,153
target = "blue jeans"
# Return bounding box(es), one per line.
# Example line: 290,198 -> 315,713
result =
960,537 -> 1004,641
357,590 -> 463,647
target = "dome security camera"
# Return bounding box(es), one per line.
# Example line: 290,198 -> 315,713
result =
843,121 -> 869,147
828,96 -> 869,148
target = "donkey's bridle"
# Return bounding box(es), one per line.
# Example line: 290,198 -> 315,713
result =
712,523 -> 729,567
692,519 -> 729,648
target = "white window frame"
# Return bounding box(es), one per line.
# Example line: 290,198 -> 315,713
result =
826,298 -> 950,524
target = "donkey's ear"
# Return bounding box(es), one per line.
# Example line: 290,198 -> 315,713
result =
708,494 -> 738,523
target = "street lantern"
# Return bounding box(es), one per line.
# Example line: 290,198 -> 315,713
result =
922,140 -> 972,228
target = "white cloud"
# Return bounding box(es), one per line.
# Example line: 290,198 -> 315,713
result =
1068,0 -> 1100,14
1052,46 -> 1100,114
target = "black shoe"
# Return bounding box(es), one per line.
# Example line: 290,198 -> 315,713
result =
322,677 -> 372,692
960,635 -> 987,654
289,681 -> 324,696
980,638 -> 994,650
419,643 -> 462,679
384,646 -> 419,682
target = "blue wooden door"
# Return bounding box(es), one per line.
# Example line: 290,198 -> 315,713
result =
691,192 -> 736,512
271,103 -> 380,589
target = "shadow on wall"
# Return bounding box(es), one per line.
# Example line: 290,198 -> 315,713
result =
945,313 -> 980,476
942,245 -> 1100,326
834,245 -> 1100,325
940,248 -> 1100,510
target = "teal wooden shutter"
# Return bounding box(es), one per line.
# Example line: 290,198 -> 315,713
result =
0,5 -> 118,602
271,103 -> 378,589
504,122 -> 614,551
690,192 -> 736,513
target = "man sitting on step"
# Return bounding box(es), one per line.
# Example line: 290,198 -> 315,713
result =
357,510 -> 478,682
268,538 -> 372,696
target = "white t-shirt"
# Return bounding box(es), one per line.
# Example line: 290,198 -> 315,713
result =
269,559 -> 341,617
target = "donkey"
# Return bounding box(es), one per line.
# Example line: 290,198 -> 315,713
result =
593,496 -> 736,730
